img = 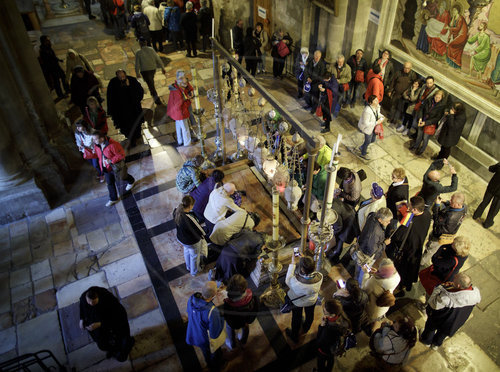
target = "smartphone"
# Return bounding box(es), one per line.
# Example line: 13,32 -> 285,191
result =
293,247 -> 300,257
336,279 -> 346,288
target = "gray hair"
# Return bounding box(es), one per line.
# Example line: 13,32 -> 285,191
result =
375,207 -> 393,221
452,236 -> 470,257
454,272 -> 471,288
337,54 -> 345,61
186,1 -> 193,10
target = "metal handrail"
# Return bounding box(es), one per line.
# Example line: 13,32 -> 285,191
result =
0,349 -> 66,371
210,37 -> 317,147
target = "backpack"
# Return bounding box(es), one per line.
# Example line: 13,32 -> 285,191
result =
334,329 -> 357,357
112,0 -> 125,15
135,15 -> 150,38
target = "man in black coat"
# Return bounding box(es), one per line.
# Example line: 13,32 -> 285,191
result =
326,198 -> 356,265
106,69 -> 144,145
434,102 -> 467,160
473,162 -> 500,228
386,168 -> 409,219
197,0 -> 212,52
212,229 -> 265,284
180,1 -> 198,57
386,196 -> 431,295
419,159 -> 458,209
303,50 -> 326,114
346,49 -> 368,108
79,286 -> 134,361
39,35 -> 70,99
421,273 -> 480,350
232,19 -> 244,64
70,66 -> 101,114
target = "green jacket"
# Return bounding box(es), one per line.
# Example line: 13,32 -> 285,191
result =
312,166 -> 328,201
303,145 -> 332,167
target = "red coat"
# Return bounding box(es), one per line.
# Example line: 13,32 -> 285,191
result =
84,107 -> 108,134
365,69 -> 384,103
429,10 -> 450,56
447,15 -> 468,67
166,82 -> 193,120
94,138 -> 126,172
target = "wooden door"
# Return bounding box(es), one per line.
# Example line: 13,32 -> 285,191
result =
254,0 -> 272,36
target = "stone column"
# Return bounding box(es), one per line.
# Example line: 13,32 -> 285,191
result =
0,119 -> 30,191
325,0 -> 348,61
1,0 -> 81,177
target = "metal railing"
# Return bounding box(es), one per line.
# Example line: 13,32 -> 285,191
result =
0,349 -> 66,371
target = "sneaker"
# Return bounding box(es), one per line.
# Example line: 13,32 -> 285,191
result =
99,175 -> 105,183
125,181 -> 136,191
105,200 -> 118,207
396,125 -> 405,132
402,129 -> 409,136
431,345 -> 439,351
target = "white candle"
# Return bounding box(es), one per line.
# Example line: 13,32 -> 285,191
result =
335,134 -> 342,155
272,187 -> 279,241
211,18 -> 214,38
191,68 -> 201,110
230,29 -> 234,50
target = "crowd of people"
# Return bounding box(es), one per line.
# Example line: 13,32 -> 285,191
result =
35,12 -> 497,372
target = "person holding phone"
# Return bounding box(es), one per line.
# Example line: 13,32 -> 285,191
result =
333,278 -> 368,333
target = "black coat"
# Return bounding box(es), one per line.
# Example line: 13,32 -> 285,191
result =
336,291 -> 368,333
372,58 -> 394,88
173,209 -> 205,245
39,44 -> 64,73
358,213 -> 386,259
294,54 -> 312,80
243,34 -> 261,60
222,289 -> 258,329
486,163 -> 500,197
215,230 -> 264,283
180,11 -> 197,40
420,98 -> 447,126
232,25 -> 244,55
106,76 -> 144,128
347,55 -> 367,80
386,177 -> 409,219
438,111 -> 466,147
431,201 -> 467,237
197,6 -> 212,35
71,71 -> 100,108
316,317 -> 350,356
304,59 -> 326,84
431,244 -> 467,282
419,160 -> 458,207
387,210 -> 431,289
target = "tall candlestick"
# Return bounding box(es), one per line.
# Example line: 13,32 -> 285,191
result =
230,29 -> 234,50
191,67 -> 201,110
211,18 -> 214,38
272,187 -> 279,241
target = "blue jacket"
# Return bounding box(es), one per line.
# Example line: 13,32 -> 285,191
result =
164,6 -> 181,32
186,293 -> 225,348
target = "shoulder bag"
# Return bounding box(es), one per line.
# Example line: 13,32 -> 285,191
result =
280,293 -> 307,313
418,256 -> 459,295
207,306 -> 227,353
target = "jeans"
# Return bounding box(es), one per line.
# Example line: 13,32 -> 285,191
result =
317,352 -> 335,372
226,323 -> 249,349
420,320 -> 448,346
349,81 -> 363,104
104,169 -> 135,201
112,14 -> 127,39
88,158 -> 102,176
182,239 -> 208,276
185,38 -> 197,56
474,190 -> 500,227
360,132 -> 376,156
141,70 -> 159,102
354,263 -> 366,286
175,119 -> 191,146
389,98 -> 404,124
291,304 -> 315,339
414,126 -> 430,152
402,113 -> 414,129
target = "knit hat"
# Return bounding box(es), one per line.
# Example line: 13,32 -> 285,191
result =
371,182 -> 384,199
377,258 -> 396,278
223,183 -> 236,195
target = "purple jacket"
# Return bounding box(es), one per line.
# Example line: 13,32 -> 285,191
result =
190,177 -> 216,216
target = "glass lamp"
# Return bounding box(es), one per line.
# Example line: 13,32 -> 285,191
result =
263,155 -> 279,181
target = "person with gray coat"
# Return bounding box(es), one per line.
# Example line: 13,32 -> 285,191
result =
135,38 -> 166,105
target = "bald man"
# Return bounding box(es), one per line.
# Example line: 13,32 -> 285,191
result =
186,281 -> 225,369
422,192 -> 467,265
387,61 -> 417,126
419,159 -> 458,209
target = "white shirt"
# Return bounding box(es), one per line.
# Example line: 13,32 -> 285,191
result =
143,5 -> 163,31
204,187 -> 244,224
209,210 -> 255,246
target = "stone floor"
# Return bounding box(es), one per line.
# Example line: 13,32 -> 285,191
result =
0,16 -> 499,372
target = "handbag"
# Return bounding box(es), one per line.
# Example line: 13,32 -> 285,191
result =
280,293 -> 307,313
277,41 -> 290,58
423,124 -> 437,135
418,256 -> 459,295
434,115 -> 447,138
374,123 -> 384,140
355,69 -> 365,83
83,148 -> 97,159
349,242 -> 375,268
342,83 -> 349,92
207,306 -> 227,353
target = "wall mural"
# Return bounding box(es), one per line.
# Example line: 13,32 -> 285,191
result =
391,0 -> 500,105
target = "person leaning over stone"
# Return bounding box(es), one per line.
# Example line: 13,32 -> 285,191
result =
174,195 -> 208,276
79,286 -> 135,362
92,131 -> 136,207
420,273 -> 480,350
335,167 -> 362,207
422,192 -> 467,265
176,155 -> 205,194
167,69 -> 195,146
473,162 -> 500,229
285,255 -> 323,344
387,61 -> 416,126
210,211 -> 260,247
186,281 -> 226,371
346,49 -> 368,107
135,38 -> 166,105
204,183 -> 244,235
418,158 -> 458,209
106,69 -> 145,145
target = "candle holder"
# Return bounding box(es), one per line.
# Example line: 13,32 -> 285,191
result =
308,220 -> 334,272
192,108 -> 215,170
260,237 -> 286,308
207,88 -> 224,163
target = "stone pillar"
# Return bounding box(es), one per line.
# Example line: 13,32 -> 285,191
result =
351,0 -> 372,55
300,1 -> 314,50
325,0 -> 348,61
1,0 -> 81,177
0,119 -> 31,191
